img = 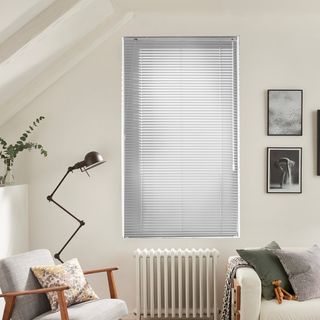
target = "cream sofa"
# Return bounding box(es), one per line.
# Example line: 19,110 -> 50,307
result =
231,253 -> 320,320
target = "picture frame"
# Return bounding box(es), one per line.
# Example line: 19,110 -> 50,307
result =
267,89 -> 303,136
317,110 -> 320,176
267,147 -> 302,194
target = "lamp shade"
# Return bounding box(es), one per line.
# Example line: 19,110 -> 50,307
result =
71,151 -> 105,171
83,151 -> 105,170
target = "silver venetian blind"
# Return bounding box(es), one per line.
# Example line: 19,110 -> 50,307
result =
123,37 -> 239,237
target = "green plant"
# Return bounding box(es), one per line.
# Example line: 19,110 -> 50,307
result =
0,116 -> 48,179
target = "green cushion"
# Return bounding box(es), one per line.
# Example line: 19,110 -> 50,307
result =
237,241 -> 293,300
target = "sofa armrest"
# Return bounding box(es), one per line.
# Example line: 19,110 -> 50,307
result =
235,267 -> 261,320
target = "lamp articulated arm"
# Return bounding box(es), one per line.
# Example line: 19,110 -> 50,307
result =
47,167 -> 85,263
47,151 -> 105,263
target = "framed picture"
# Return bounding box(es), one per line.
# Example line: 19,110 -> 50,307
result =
318,110 -> 320,176
267,89 -> 303,136
267,147 -> 302,193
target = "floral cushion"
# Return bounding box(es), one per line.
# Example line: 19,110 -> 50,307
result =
31,258 -> 98,310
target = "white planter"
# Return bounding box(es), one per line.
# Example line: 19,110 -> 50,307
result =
0,184 -> 29,315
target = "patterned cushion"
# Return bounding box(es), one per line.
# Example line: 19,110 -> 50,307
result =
31,258 -> 98,310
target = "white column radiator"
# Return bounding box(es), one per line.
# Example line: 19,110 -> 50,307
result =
135,248 -> 219,320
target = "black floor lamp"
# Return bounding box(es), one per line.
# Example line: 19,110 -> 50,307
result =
47,151 -> 105,263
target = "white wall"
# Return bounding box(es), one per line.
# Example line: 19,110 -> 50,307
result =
1,0 -> 320,312
0,185 -> 29,315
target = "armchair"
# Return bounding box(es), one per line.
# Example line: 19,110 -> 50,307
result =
0,250 -> 128,320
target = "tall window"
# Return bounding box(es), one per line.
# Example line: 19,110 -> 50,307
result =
123,37 -> 239,237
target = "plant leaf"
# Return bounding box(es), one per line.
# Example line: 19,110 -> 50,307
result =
1,116 -> 48,170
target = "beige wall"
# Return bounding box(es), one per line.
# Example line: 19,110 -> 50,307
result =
1,1 -> 320,312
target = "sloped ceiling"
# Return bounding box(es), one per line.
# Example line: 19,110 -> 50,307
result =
0,0 -> 133,127
0,0 -> 55,44
0,0 -> 81,63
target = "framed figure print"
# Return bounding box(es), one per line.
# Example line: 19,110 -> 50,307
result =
267,147 -> 302,193
318,110 -> 320,176
267,89 -> 303,136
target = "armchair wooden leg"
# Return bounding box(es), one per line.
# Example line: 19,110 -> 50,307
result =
2,296 -> 16,320
57,291 -> 69,320
107,270 -> 118,299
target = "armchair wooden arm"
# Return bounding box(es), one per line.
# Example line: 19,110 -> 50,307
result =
0,286 -> 69,298
0,286 -> 70,320
83,267 -> 118,299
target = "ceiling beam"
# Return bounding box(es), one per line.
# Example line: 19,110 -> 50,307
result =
0,0 -> 55,45
0,0 -> 114,124
0,0 -> 82,63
